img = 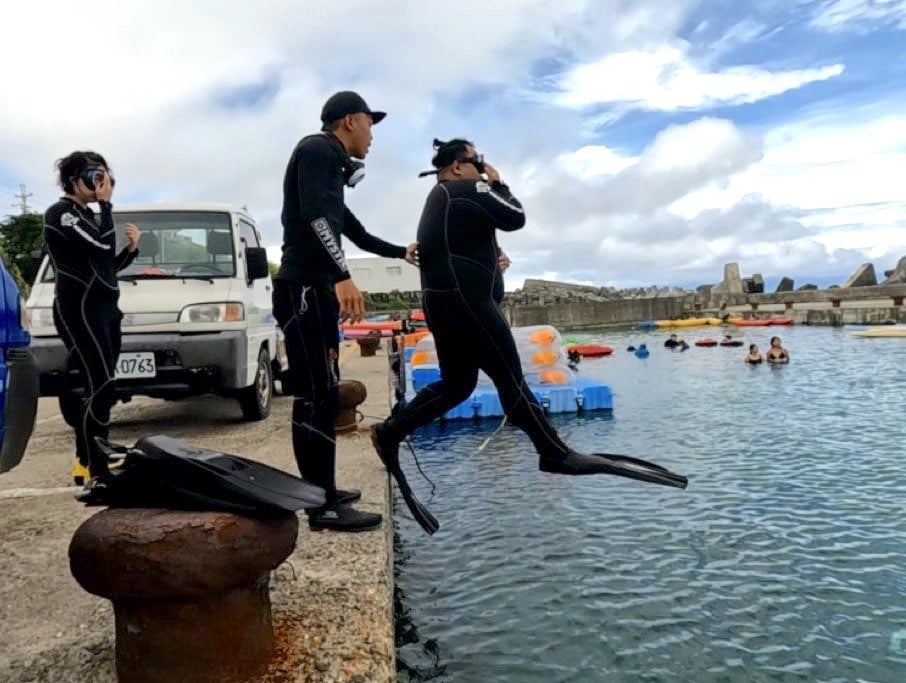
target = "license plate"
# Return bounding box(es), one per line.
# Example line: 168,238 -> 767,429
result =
116,352 -> 156,379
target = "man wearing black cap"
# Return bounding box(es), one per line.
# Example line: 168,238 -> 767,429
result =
273,91 -> 418,532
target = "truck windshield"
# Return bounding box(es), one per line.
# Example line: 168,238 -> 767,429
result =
41,211 -> 236,282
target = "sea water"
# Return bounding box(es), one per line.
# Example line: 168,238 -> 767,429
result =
395,325 -> 906,682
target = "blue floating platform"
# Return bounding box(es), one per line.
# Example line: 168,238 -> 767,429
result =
403,363 -> 612,421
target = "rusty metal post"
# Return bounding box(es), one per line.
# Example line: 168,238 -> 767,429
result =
336,379 -> 367,433
357,335 -> 380,357
69,509 -> 298,683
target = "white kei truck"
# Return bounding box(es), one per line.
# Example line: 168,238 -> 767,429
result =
25,203 -> 286,424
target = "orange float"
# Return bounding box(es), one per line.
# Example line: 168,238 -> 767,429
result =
531,349 -> 560,365
539,369 -> 570,384
695,338 -> 718,347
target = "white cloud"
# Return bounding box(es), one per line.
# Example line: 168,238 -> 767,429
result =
551,44 -> 844,111
1,1 -> 903,291
810,0 -> 906,32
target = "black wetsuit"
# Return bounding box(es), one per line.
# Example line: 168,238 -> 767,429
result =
273,132 -> 405,493
383,178 -> 573,459
44,198 -> 138,477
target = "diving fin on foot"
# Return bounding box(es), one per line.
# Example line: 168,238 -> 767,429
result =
371,425 -> 439,535
540,450 -> 688,489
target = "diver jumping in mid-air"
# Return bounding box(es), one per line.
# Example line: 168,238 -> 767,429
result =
371,138 -> 688,534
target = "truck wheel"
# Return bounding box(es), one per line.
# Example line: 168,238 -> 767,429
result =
271,358 -> 288,396
59,393 -> 81,428
239,347 -> 273,421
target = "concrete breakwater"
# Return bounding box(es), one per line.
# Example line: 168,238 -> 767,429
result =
500,259 -> 906,328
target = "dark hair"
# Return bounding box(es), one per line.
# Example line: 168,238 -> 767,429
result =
55,151 -> 110,194
415,138 -> 474,178
749,344 -> 758,352
432,138 -> 472,168
770,336 -> 781,345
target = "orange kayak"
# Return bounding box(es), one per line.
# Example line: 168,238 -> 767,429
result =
695,338 -> 718,347
568,344 -> 613,358
342,320 -> 403,332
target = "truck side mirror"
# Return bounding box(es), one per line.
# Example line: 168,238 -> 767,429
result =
245,247 -> 269,282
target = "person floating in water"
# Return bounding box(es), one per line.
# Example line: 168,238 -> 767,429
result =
745,344 -> 764,364
664,333 -> 679,349
370,138 -> 687,534
766,336 -> 790,364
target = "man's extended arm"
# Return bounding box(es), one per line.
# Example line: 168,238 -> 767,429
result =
342,208 -> 407,259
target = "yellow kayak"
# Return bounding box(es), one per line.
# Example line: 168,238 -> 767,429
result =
655,317 -> 724,328
851,327 -> 906,338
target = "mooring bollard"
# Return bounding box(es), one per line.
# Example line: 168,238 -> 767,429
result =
356,334 -> 381,357
336,379 -> 367,433
69,508 -> 298,683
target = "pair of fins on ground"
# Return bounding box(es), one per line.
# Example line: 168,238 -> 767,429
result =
85,429 -> 688,535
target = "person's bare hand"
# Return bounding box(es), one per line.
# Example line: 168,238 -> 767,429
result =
498,250 -> 511,273
94,172 -> 114,202
123,223 -> 141,252
335,279 -> 365,324
483,162 -> 501,183
405,242 -> 420,266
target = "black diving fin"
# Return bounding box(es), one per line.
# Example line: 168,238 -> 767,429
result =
85,435 -> 327,516
371,425 -> 439,535
540,450 -> 688,489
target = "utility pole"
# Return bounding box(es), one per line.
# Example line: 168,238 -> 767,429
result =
11,184 -> 33,214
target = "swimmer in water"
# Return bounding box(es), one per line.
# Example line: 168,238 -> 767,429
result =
766,336 -> 790,364
744,344 -> 763,364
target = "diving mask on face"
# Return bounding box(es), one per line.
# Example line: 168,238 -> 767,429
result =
80,167 -> 115,190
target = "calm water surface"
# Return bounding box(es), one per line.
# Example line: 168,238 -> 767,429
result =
394,325 -> 906,683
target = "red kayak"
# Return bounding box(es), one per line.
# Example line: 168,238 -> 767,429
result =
731,319 -> 771,327
695,338 -> 717,347
568,344 -> 613,358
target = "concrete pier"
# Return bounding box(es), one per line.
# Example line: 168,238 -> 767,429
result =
0,341 -> 396,683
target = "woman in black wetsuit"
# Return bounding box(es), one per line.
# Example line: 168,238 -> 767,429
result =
371,139 -> 687,534
43,152 -> 141,494
766,336 -> 790,364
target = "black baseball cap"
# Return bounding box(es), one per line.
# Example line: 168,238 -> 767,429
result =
320,91 -> 386,130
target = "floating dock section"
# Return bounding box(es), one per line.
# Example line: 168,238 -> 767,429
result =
394,347 -> 613,420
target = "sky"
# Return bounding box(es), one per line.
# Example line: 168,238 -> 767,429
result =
2,0 -> 905,291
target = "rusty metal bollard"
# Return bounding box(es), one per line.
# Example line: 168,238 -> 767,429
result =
69,508 -> 298,683
356,333 -> 381,357
335,379 -> 367,433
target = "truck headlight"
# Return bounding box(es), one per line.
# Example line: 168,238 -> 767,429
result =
178,303 -> 244,323
26,306 -> 55,329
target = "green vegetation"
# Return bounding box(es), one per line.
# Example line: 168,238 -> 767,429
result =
0,212 -> 44,296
